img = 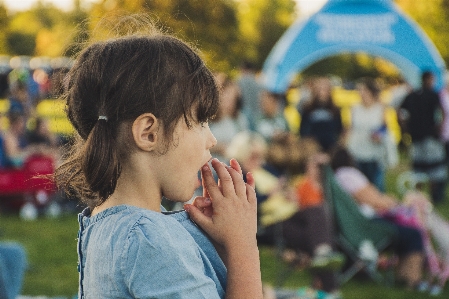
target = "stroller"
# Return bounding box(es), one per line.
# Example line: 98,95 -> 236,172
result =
0,154 -> 57,218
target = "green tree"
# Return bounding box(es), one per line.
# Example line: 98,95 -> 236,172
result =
396,0 -> 449,67
236,0 -> 296,69
63,0 -> 89,57
7,31 -> 36,55
4,1 -> 87,57
89,0 -> 240,72
0,2 -> 9,53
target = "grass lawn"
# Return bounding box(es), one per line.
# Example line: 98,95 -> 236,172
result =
1,157 -> 449,298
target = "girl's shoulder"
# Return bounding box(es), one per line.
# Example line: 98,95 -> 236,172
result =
78,206 -> 226,298
80,205 -> 188,243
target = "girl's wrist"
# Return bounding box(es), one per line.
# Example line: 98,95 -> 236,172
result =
224,238 -> 258,254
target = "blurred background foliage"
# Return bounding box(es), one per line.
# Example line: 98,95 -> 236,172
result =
0,0 -> 448,79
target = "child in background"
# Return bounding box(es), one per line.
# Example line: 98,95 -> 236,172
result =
55,18 -> 262,299
295,154 -> 328,210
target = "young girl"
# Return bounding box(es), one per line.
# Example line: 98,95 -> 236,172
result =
55,29 -> 262,298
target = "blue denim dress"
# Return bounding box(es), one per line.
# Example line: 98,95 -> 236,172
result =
77,205 -> 226,298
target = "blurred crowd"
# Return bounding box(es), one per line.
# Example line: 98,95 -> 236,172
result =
207,63 -> 449,298
3,55 -> 449,298
0,55 -> 72,169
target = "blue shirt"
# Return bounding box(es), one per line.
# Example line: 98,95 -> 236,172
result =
77,205 -> 227,299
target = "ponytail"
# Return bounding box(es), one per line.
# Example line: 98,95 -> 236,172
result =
82,120 -> 121,203
54,119 -> 121,209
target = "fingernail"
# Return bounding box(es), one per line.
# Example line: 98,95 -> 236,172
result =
184,204 -> 190,212
205,197 -> 211,203
202,164 -> 210,171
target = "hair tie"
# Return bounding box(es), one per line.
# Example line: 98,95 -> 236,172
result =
98,115 -> 108,121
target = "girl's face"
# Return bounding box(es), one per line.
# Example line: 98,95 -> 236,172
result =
156,117 -> 217,202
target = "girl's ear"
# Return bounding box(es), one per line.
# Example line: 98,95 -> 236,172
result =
132,113 -> 160,152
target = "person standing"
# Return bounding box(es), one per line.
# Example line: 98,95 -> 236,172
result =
399,71 -> 447,204
299,76 -> 343,152
347,78 -> 388,192
237,61 -> 262,131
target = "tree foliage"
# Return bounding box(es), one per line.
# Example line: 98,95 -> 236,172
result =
89,0 -> 241,72
395,0 -> 449,67
0,3 -> 9,53
0,0 -> 296,73
2,1 -> 89,57
236,0 -> 296,69
0,0 -> 448,79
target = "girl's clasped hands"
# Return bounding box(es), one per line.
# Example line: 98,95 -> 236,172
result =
185,158 -> 257,251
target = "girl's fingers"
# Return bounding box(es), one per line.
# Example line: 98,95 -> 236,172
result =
192,196 -> 214,217
201,162 -> 225,200
211,159 -> 235,198
229,158 -> 243,177
245,174 -> 257,206
192,196 -> 211,209
246,171 -> 256,189
200,166 -> 211,199
225,164 -> 247,199
184,204 -> 213,230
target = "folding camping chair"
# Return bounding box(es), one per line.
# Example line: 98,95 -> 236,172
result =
321,165 -> 398,285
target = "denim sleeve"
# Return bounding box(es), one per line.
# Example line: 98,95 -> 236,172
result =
122,217 -> 221,299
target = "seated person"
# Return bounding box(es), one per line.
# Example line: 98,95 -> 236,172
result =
226,131 -> 342,296
295,153 -> 329,210
330,146 -> 425,289
3,112 -> 29,168
27,117 -> 57,147
26,117 -> 59,160
7,81 -> 31,117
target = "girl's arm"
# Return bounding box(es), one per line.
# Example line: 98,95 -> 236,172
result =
185,158 -> 263,299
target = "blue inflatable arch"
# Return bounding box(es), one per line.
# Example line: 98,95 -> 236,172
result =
262,0 -> 446,93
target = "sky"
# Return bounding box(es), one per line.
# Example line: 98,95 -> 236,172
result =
3,0 -> 328,16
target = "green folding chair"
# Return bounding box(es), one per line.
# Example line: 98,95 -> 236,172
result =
321,166 -> 398,285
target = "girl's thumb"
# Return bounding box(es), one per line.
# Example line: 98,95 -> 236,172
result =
184,204 -> 211,229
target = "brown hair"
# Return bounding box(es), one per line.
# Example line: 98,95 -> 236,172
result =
329,146 -> 356,171
55,32 -> 219,208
